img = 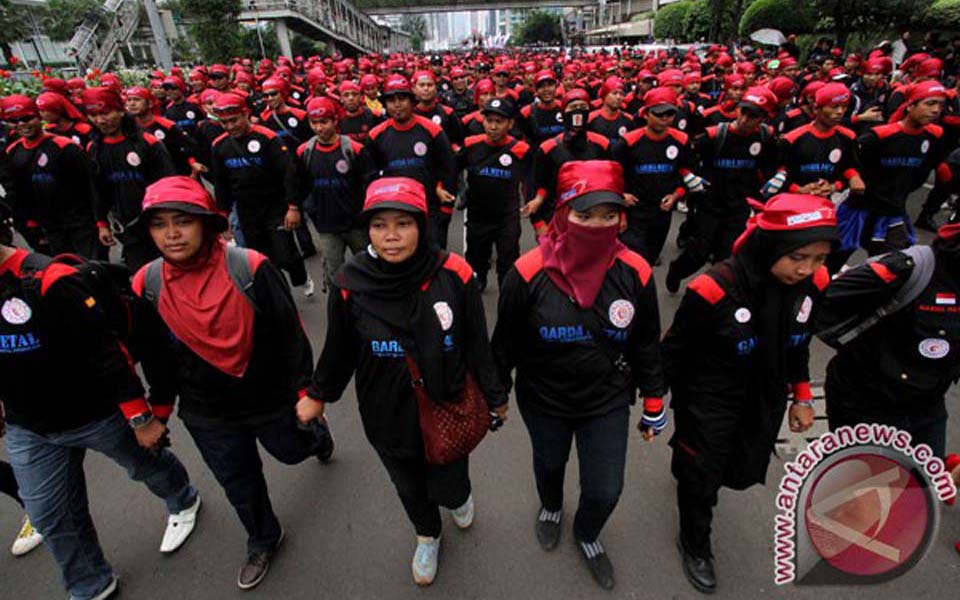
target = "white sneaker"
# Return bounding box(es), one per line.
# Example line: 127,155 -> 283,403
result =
451,495 -> 474,529
10,514 -> 43,556
302,274 -> 315,297
160,495 -> 201,553
70,575 -> 119,600
412,535 -> 441,586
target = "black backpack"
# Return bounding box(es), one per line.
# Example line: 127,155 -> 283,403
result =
139,245 -> 259,312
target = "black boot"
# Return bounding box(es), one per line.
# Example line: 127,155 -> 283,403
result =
677,537 -> 716,594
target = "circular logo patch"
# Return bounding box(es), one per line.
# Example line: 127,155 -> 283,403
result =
749,142 -> 762,156
918,338 -> 950,359
71,135 -> 81,145
618,126 -> 628,136
413,141 -> 428,156
666,145 -> 679,160
555,112 -> 563,122
608,299 -> 635,329
499,154 -> 513,166
37,152 -> 48,167
186,110 -> 196,119
247,140 -> 261,153
287,117 -> 299,127
735,307 -> 752,323
829,148 -> 842,163
797,295 -> 813,323
126,151 -> 141,167
921,140 -> 930,154
335,159 -> 349,174
2,297 -> 32,325
678,118 -> 687,130
491,99 -> 501,108
432,115 -> 442,125
154,129 -> 166,140
433,301 -> 454,331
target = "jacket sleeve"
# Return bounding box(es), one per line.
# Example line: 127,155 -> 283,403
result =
252,259 -> 314,394
432,129 -> 458,194
146,138 -> 176,182
490,266 -> 528,394
307,286 -> 360,402
461,275 -> 507,408
626,273 -> 666,400
211,143 -> 234,212
61,144 -> 99,220
125,293 -> 180,419
268,136 -> 300,209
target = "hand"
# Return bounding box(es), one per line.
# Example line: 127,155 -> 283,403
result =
788,403 -> 815,433
133,418 -> 168,450
848,175 -> 866,194
857,106 -> 884,123
190,161 -> 209,179
437,188 -> 456,205
98,226 -> 116,246
623,192 -> 639,207
638,408 -> 667,442
660,193 -> 677,212
520,196 -> 544,217
296,396 -> 325,425
284,207 -> 302,230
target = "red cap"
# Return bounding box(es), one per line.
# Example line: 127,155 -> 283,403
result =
801,80 -> 825,101
199,89 -> 221,105
723,73 -> 746,90
234,71 -> 253,85
261,76 -> 289,97
737,61 -> 756,74
99,73 -> 122,92
917,58 -> 944,79
780,57 -> 798,69
657,69 -> 684,87
139,175 -> 227,232
862,57 -> 892,75
732,194 -> 838,254
209,64 -> 230,76
683,71 -> 702,84
556,160 -> 625,211
42,78 -> 68,96
360,74 -> 379,89
1,94 -> 38,120
213,92 -> 248,116
740,86 -> 778,117
67,77 -> 86,91
450,67 -> 466,78
598,76 -> 624,100
412,70 -> 435,84
80,87 -> 124,115
535,69 -> 556,86
307,67 -> 327,88
643,86 -> 678,110
125,86 -> 156,105
767,76 -> 796,102
162,76 -> 186,91
382,74 -> 413,97
306,97 -> 341,120
562,87 -> 590,109
716,54 -> 734,68
889,80 -> 948,123
361,177 -> 428,218
815,82 -> 851,107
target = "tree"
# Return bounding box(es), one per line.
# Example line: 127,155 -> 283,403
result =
926,0 -> 960,29
178,0 -> 244,62
653,1 -> 692,41
814,0 -> 930,47
0,0 -> 34,64
740,0 -> 815,36
42,0 -> 104,42
513,10 -> 562,46
401,14 -> 428,52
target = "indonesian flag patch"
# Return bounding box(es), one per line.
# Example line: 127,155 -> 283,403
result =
935,292 -> 956,306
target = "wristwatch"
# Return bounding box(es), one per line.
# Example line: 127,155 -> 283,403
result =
792,400 -> 815,409
128,411 -> 154,428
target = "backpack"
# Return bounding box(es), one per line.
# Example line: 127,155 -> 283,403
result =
714,121 -> 770,157
817,245 -> 935,349
301,134 -> 355,171
139,245 -> 259,312
19,253 -> 136,343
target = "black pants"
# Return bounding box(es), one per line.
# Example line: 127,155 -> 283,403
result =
184,412 -> 325,553
241,224 -> 307,287
45,224 -> 99,258
119,228 -> 160,273
669,206 -> 748,283
377,452 -> 470,538
519,403 -> 629,543
0,460 -> 23,507
465,212 -> 520,286
428,212 -> 452,250
621,211 -> 672,265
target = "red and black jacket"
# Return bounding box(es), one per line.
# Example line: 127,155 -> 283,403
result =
88,130 -> 175,227
340,106 -> 385,144
777,123 -> 860,195
139,115 -> 200,176
532,131 -> 611,228
296,136 -> 367,233
457,134 -> 531,219
588,108 -> 635,145
857,121 -> 945,216
612,127 -> 692,221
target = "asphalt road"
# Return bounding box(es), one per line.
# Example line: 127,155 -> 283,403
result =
3,186 -> 959,600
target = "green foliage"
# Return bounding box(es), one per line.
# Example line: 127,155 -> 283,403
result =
179,0 -> 244,62
926,0 -> 960,29
740,0 -> 815,36
42,0 -> 105,42
0,0 -> 34,62
401,14 -> 428,52
290,32 -> 327,58
513,9 -> 562,46
653,1 -> 692,41
683,0 -> 713,41
815,0 -> 930,45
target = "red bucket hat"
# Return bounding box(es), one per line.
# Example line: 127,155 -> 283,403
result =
361,177 -> 428,219
138,175 -> 228,232
556,161 -> 626,212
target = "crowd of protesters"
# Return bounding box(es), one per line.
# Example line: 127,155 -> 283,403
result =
2,33 -> 960,598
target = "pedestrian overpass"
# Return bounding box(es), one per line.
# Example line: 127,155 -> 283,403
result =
355,0 -> 598,14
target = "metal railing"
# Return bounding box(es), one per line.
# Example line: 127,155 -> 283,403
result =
66,0 -> 142,71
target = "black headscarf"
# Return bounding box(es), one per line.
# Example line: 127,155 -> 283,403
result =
337,211 -> 450,402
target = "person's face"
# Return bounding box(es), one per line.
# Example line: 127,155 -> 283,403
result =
784,65 -> 801,78
368,209 -> 419,263
163,85 -> 183,102
190,80 -> 204,93
236,82 -> 252,92
414,78 -> 437,103
89,110 -> 124,136
736,107 -> 764,132
536,81 -> 557,103
38,109 -> 59,123
638,78 -> 654,93
844,59 -> 858,72
770,240 -> 831,285
453,75 -> 467,92
125,96 -> 149,117
364,86 -> 379,100
646,106 -> 677,132
478,90 -> 495,108
10,114 -> 42,139
494,71 -> 509,87
816,102 -> 847,127
862,72 -> 881,88
219,112 -> 250,137
209,73 -> 228,90
341,90 -> 361,112
908,97 -> 945,125
148,210 -> 205,264
562,74 -> 575,89
203,97 -> 217,114
685,81 -> 701,94
822,58 -> 836,72
309,116 -> 337,139
604,88 -> 624,110
567,203 -> 621,228
726,84 -> 745,104
262,89 -> 284,110
482,113 -> 511,142
386,95 -> 412,122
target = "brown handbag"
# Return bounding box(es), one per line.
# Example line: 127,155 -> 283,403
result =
404,355 -> 489,465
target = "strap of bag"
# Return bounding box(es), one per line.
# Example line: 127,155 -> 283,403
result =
140,248 -> 258,310
18,253 -> 52,307
302,134 -> 319,168
140,257 -> 164,308
714,121 -> 729,157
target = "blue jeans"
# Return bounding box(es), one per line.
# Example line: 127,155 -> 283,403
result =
6,413 -> 197,600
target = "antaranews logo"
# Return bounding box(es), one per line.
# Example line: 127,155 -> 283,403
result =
773,423 -> 957,585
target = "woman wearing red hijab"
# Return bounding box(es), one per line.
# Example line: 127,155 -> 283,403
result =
493,160 -> 666,590
35,91 -> 92,147
131,176 -> 334,591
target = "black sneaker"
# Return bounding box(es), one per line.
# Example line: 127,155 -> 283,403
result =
535,507 -> 562,551
238,529 -> 284,590
677,537 -> 716,594
915,212 -> 939,233
576,538 -> 615,590
313,418 -> 335,463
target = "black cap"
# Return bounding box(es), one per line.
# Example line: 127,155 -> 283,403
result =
481,97 -> 514,119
